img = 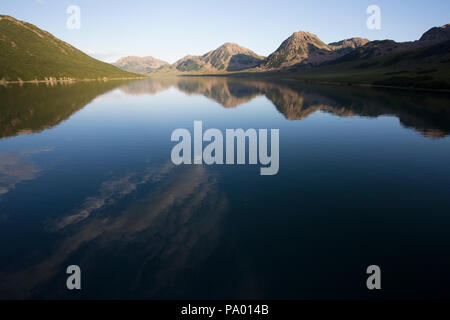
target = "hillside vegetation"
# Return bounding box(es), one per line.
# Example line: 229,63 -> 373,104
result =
0,15 -> 140,81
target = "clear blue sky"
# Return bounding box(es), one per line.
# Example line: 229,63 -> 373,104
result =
1,0 -> 449,63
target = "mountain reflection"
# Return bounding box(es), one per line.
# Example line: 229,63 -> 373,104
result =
121,77 -> 450,138
0,80 -> 133,139
1,77 -> 450,139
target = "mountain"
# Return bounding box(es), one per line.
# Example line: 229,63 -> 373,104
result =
173,43 -> 264,73
287,39 -> 450,89
259,32 -> 369,70
202,43 -> 264,71
0,15 -> 139,81
330,24 -> 450,65
2,14 -> 447,89
329,40 -> 405,64
113,56 -> 169,74
419,24 -> 450,43
278,23 -> 450,89
173,55 -> 205,72
260,32 -> 330,69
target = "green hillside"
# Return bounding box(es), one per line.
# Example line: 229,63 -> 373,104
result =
0,15 -> 140,81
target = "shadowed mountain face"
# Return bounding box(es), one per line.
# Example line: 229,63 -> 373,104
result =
116,77 -> 450,138
420,24 -> 450,43
328,24 -> 450,65
328,38 -> 370,55
292,38 -> 450,90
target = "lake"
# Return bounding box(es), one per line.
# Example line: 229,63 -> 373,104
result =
0,77 -> 450,299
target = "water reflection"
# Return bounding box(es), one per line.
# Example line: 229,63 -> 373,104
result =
121,77 -> 450,138
0,80 -> 131,139
0,77 -> 450,299
0,147 -> 53,197
2,77 -> 448,139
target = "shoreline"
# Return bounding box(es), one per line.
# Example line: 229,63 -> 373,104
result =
0,76 -> 148,86
2,73 -> 449,94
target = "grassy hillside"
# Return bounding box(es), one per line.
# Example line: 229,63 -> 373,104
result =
0,15 -> 140,81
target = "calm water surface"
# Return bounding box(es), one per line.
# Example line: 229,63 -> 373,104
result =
0,77 -> 450,299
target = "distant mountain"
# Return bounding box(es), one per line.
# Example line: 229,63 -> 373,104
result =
259,32 -> 369,70
113,56 -> 169,74
174,43 -> 264,73
0,15 -> 139,81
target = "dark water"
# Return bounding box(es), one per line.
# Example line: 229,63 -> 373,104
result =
0,77 -> 450,299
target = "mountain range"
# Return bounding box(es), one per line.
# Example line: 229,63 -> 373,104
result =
258,33 -> 369,69
114,33 -> 372,74
1,14 -> 449,89
111,23 -> 449,89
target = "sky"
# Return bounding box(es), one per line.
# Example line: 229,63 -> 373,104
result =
1,0 -> 449,63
